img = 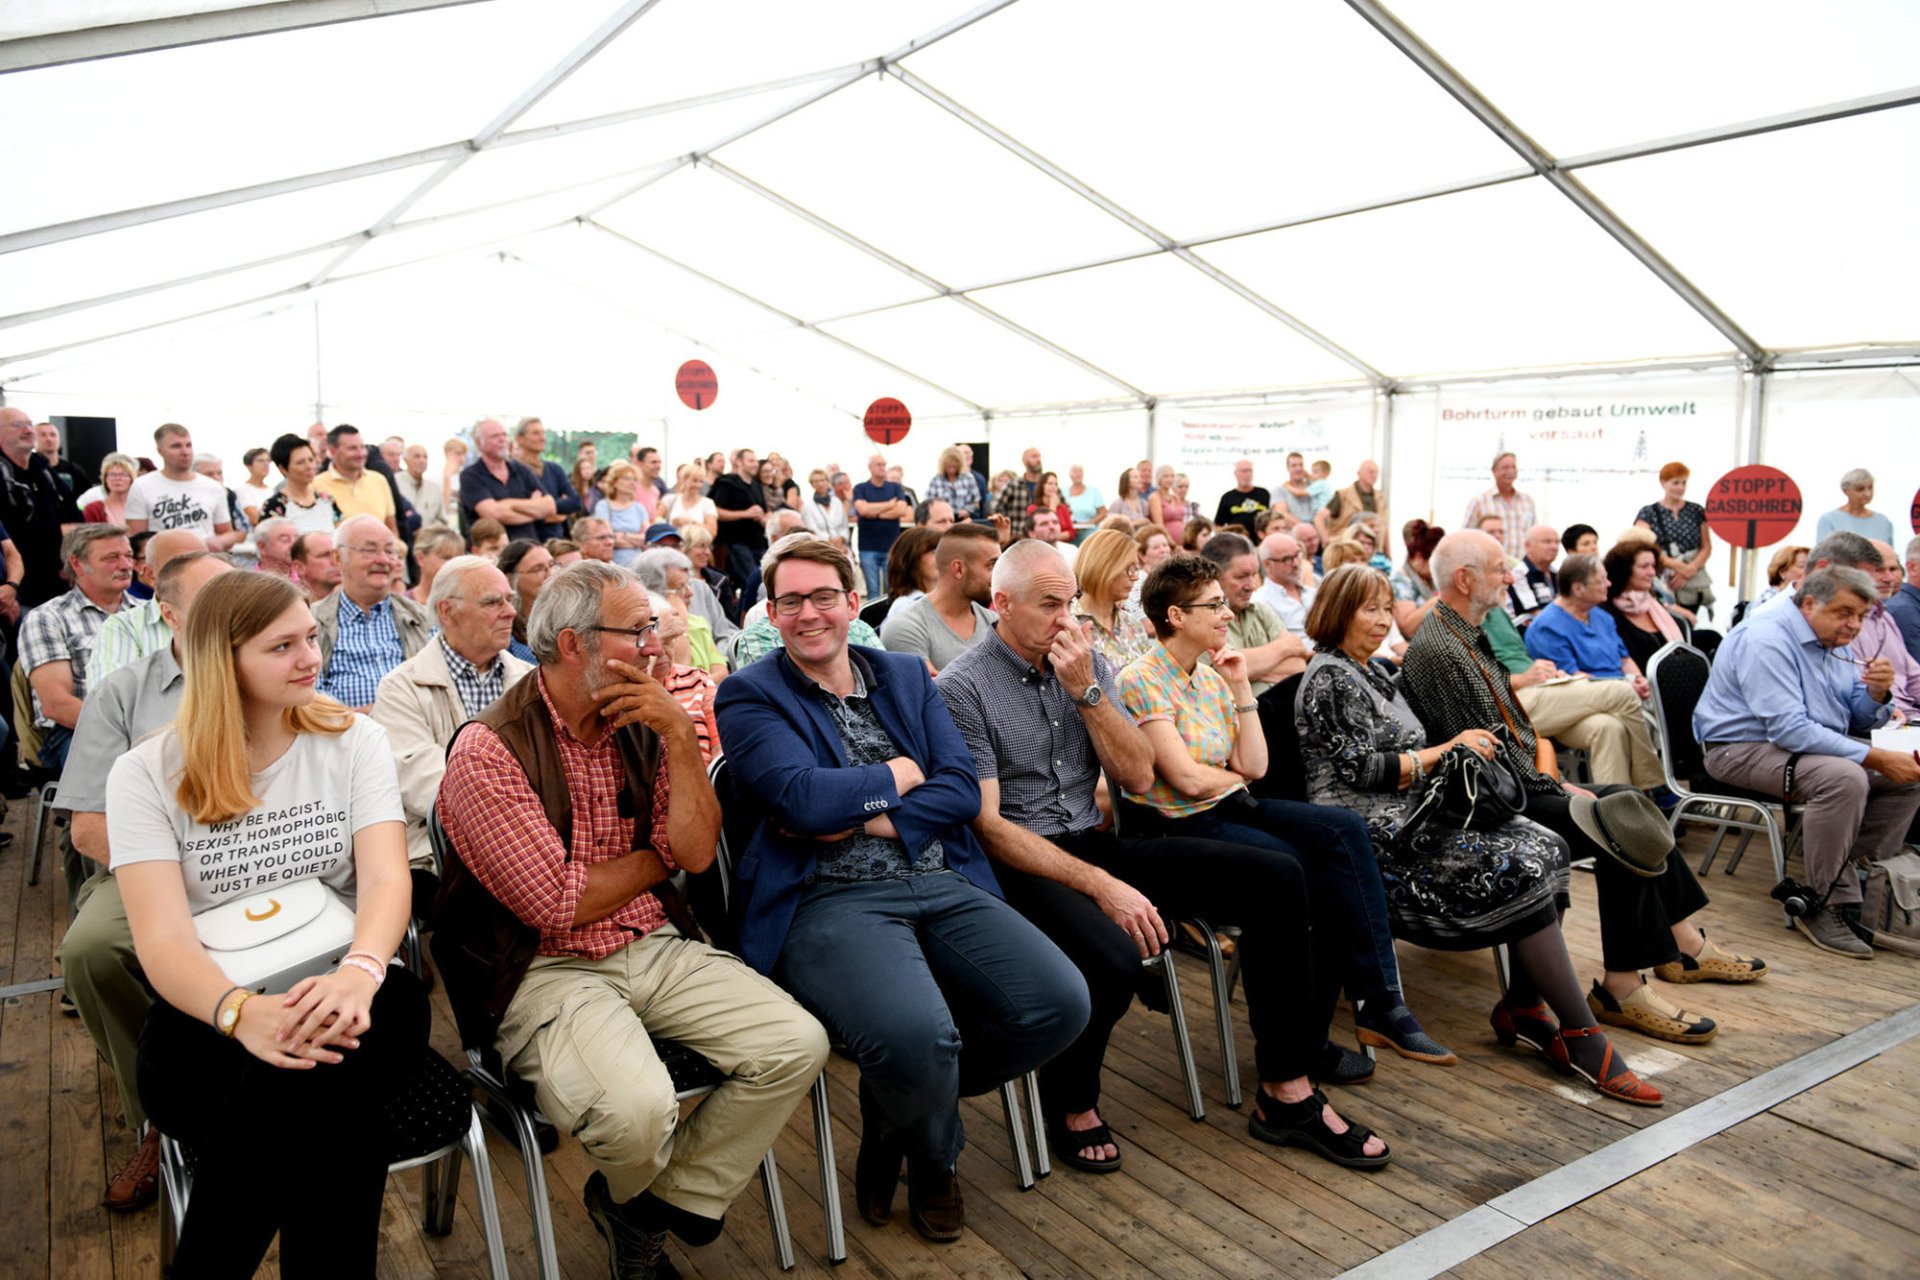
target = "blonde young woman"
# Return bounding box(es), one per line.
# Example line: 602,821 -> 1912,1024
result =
110,571 -> 425,1277
659,462 -> 718,537
442,437 -> 469,508
82,452 -> 139,526
1071,529 -> 1155,673
592,460 -> 649,568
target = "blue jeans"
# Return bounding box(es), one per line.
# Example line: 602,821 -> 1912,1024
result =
775,871 -> 1089,1168
858,548 -> 887,599
41,723 -> 72,771
1156,792 -> 1402,1002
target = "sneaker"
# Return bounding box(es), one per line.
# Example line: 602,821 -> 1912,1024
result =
1588,978 -> 1717,1044
103,1128 -> 162,1213
583,1171 -> 681,1280
1794,906 -> 1874,960
1653,930 -> 1767,984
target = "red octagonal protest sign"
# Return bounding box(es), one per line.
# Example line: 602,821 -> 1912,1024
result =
675,359 -> 718,411
1704,465 -> 1802,549
864,397 -> 912,445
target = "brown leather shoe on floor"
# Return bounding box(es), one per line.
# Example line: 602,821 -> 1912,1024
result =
854,1132 -> 904,1228
103,1128 -> 161,1213
1653,930 -> 1767,984
906,1164 -> 964,1243
1588,979 -> 1717,1044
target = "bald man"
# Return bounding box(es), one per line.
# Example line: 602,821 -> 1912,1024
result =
0,405 -> 84,607
85,530 -> 206,685
1319,460 -> 1390,557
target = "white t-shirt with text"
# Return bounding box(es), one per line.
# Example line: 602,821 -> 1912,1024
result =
126,471 -> 230,537
108,717 -> 403,915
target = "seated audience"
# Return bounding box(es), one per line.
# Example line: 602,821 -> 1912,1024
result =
1295,566 -> 1657,1105
57,551 -> 234,1211
85,530 -> 205,684
1118,554 -> 1450,1065
860,526 -> 940,630
21,525 -> 138,769
1887,536 -> 1920,659
1635,463 -> 1714,612
1855,542 -> 1920,716
942,542 -> 1395,1168
715,536 -> 1087,1242
1525,555 -> 1653,699
1028,471 -> 1075,542
372,555 -> 531,873
1508,524 -> 1560,624
497,539 -> 554,664
573,514 -> 618,564
1252,531 -> 1313,636
1071,529 -> 1155,673
251,516 -> 298,580
730,535 -> 886,667
1404,532 -> 1760,1044
1291,521 -> 1323,583
289,529 -> 340,602
547,538 -> 584,566
1756,543 -> 1809,607
634,547 -> 728,681
881,524 -> 1000,673
109,571 -> 426,1276
643,588 -> 723,764
437,561 -> 827,1272
1595,540 -> 1685,674
1814,467 -> 1895,544
1754,532 -> 1882,618
1390,520 -> 1444,636
313,515 -> 432,711
1199,533 -> 1310,695
1696,566 -> 1920,957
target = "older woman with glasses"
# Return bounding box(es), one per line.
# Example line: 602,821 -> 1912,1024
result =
1117,554 -> 1453,1072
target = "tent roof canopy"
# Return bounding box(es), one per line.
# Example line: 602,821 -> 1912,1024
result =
4,0 -> 1917,421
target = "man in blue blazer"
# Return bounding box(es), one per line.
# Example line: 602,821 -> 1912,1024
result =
715,533 -> 1088,1245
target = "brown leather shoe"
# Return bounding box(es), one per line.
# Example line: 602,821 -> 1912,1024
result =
103,1128 -> 161,1213
854,1131 -> 904,1227
906,1164 -> 964,1243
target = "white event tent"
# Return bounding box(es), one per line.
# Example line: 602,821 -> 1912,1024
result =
2,0 -> 1917,591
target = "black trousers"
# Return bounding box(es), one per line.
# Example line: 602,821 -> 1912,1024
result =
1526,785 -> 1710,972
137,970 -> 430,1280
994,827 -> 1336,1115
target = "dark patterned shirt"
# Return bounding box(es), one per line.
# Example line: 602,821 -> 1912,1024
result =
995,475 -> 1040,540
1401,602 -> 1560,795
438,635 -> 508,720
1635,500 -> 1708,557
806,664 -> 944,882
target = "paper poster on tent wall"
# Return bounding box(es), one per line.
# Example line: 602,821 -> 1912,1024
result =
1420,375 -> 1740,541
1163,398 -> 1375,513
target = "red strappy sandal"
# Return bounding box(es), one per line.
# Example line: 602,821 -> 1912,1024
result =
1489,998 -> 1556,1055
1550,1025 -> 1663,1107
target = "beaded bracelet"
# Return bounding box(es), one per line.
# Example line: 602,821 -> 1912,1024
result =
339,956 -> 386,985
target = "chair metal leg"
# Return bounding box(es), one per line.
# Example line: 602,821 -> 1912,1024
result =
1155,950 -> 1205,1121
424,1139 -> 464,1236
1022,1070 -> 1049,1180
1724,828 -> 1754,874
808,1074 -> 846,1265
157,1131 -> 187,1272
28,782 -> 55,887
1000,1078 -> 1035,1190
759,1149 -> 796,1271
1193,918 -> 1241,1108
471,1070 -> 562,1280
460,1111 -> 511,1280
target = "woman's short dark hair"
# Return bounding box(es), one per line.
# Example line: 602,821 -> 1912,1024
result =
1304,564 -> 1393,649
242,446 -> 269,467
886,526 -> 941,601
1555,553 -> 1601,597
1403,518 -> 1445,562
268,432 -> 308,471
1601,541 -> 1654,600
1140,554 -> 1219,639
1561,523 -> 1597,553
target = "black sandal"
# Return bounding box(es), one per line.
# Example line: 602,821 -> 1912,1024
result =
1045,1115 -> 1123,1174
1248,1088 -> 1390,1170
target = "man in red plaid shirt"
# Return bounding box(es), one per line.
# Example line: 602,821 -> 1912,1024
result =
439,561 -> 826,1279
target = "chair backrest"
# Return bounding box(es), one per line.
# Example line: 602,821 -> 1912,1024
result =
1647,642 -> 1713,788
11,660 -> 43,771
688,755 -> 750,955
1250,672 -> 1308,802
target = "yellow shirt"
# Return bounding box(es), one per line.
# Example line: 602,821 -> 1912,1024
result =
313,469 -> 396,523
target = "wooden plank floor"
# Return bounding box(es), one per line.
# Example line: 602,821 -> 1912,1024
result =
4,795 -> 1917,1278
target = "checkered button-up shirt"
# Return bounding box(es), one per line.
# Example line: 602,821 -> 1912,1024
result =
438,635 -> 508,720
1118,642 -> 1243,820
995,476 -> 1040,541
320,593 -> 407,708
438,673 -> 676,959
1461,487 -> 1539,562
19,587 -> 136,728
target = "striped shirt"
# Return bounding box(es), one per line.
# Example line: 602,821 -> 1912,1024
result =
1118,642 -> 1243,820
938,626 -> 1124,838
1461,487 -> 1539,561
320,594 -> 407,708
19,587 -> 137,728
438,634 -> 508,720
85,596 -> 173,685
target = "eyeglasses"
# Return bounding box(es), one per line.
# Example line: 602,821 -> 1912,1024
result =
1263,554 -> 1300,565
772,588 -> 850,615
1176,597 -> 1232,614
453,592 -> 520,610
589,622 -> 660,644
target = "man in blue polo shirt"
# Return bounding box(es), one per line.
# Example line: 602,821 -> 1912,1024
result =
852,453 -> 910,597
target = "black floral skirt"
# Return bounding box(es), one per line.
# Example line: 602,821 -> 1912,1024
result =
1374,815 -> 1572,950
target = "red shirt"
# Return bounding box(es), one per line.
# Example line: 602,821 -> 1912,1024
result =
439,673 -> 676,958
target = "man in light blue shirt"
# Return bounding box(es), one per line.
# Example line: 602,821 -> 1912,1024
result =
1695,567 -> 1920,958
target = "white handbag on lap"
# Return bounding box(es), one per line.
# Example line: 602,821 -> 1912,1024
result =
193,878 -> 358,991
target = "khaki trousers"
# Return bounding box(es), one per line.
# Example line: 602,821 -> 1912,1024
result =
499,928 -> 828,1216
1519,677 -> 1664,789
55,871 -> 153,1130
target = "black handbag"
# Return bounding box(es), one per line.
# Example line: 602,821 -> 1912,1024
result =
1403,733 -> 1529,834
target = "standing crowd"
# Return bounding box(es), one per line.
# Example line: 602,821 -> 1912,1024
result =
3,401 -> 1916,1277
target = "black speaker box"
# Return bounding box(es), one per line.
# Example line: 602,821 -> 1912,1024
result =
51,416 -> 117,480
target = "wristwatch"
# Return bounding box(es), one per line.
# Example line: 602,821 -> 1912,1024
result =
1075,683 -> 1103,708
216,989 -> 254,1037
